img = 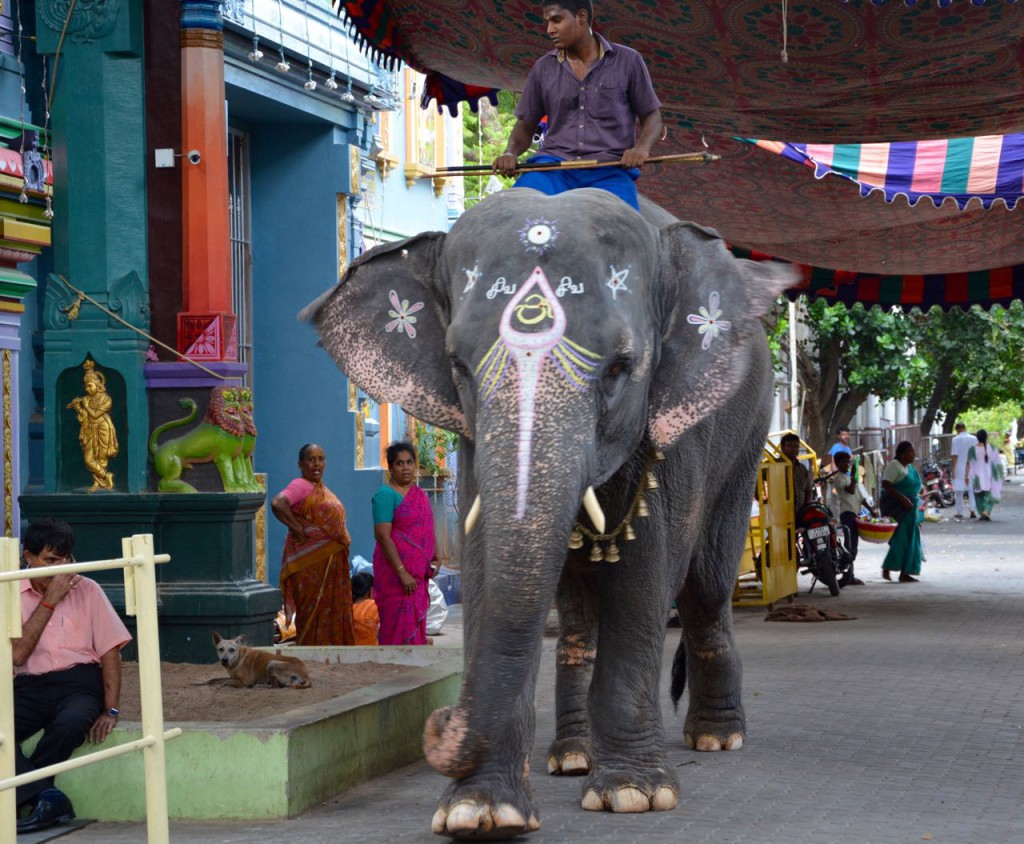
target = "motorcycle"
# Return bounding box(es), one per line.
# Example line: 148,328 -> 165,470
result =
920,459 -> 955,508
795,472 -> 854,597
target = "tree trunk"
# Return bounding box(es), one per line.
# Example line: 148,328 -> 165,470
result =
919,361 -> 954,435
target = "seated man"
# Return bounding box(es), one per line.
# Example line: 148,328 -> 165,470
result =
493,0 -> 663,210
13,519 -> 131,834
780,433 -> 811,514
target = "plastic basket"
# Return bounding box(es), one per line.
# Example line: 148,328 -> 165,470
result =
855,517 -> 897,543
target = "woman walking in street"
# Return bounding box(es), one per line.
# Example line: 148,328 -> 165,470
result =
879,441 -> 924,582
967,429 -> 1004,521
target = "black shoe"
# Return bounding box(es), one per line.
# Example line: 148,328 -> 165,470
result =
16,788 -> 75,833
840,576 -> 865,587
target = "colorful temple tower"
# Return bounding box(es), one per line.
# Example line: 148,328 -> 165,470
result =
8,0 -> 463,661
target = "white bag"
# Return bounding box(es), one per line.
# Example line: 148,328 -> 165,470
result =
425,579 -> 449,635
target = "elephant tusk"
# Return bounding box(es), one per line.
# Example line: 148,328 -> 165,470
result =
464,495 -> 482,534
583,487 -> 606,535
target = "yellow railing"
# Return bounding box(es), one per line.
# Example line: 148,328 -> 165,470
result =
0,534 -> 181,843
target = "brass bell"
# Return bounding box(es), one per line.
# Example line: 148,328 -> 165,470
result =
636,497 -> 650,518
589,543 -> 604,563
568,528 -> 584,550
646,471 -> 659,490
604,542 -> 620,563
623,523 -> 636,542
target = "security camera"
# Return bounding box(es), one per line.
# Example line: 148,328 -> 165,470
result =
186,150 -> 201,165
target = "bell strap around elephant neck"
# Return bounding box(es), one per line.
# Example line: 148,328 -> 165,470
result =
571,447 -> 664,564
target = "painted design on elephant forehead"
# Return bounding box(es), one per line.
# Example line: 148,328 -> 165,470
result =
556,276 -> 584,297
486,277 -> 517,299
519,219 -> 559,255
461,264 -> 482,296
606,266 -> 631,300
474,266 -> 601,519
686,291 -> 731,350
384,289 -> 424,338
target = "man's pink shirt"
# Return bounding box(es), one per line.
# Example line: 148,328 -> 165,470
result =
17,577 -> 131,676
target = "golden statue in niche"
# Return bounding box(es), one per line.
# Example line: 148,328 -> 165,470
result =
67,360 -> 119,491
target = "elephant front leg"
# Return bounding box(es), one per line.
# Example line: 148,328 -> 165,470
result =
580,558 -> 680,813
548,558 -> 598,776
427,693 -> 540,839
677,486 -> 750,752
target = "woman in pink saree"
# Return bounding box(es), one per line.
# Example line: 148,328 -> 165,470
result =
372,442 -> 437,645
271,443 -> 355,645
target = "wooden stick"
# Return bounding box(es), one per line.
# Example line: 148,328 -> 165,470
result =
430,151 -> 720,179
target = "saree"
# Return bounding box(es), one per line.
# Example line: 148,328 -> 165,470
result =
969,443 -> 1004,515
880,463 -> 924,576
280,481 -> 355,645
372,484 -> 435,645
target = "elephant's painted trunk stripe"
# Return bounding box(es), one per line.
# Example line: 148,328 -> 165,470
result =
474,266 -> 601,520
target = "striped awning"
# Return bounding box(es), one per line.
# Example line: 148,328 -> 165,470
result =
748,137 -> 1024,211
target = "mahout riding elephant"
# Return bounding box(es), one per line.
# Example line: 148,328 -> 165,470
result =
306,188 -> 798,839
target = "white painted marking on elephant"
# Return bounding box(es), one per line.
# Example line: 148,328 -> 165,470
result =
519,218 -> 559,255
486,277 -> 517,299
384,289 -> 424,338
461,264 -> 481,296
686,291 -> 732,349
501,267 -> 567,519
606,265 -> 631,300
474,267 -> 602,519
556,276 -> 584,297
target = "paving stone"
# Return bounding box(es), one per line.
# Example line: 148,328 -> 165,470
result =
59,482 -> 1024,843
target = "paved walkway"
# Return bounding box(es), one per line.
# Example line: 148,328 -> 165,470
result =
64,481 -> 1024,843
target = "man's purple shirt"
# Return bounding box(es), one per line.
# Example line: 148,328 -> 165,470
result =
515,33 -> 661,163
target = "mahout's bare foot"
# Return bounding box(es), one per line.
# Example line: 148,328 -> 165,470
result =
881,568 -> 893,581
898,573 -> 919,583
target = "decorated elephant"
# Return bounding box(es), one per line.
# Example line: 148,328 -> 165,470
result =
306,188 -> 798,839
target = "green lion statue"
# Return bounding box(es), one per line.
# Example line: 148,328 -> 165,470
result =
149,386 -> 248,493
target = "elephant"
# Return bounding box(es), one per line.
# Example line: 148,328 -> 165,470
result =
306,188 -> 798,839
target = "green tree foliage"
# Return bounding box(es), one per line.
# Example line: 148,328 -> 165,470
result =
908,302 -> 1024,433
796,300 -> 921,454
461,90 -> 522,209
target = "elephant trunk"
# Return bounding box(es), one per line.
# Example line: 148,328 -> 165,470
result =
424,414 -> 589,778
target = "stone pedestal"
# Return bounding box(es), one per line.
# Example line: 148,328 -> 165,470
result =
20,492 -> 280,662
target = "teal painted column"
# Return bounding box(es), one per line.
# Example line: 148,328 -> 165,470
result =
35,0 -> 150,492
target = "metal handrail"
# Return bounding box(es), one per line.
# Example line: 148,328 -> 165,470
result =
0,535 -> 177,843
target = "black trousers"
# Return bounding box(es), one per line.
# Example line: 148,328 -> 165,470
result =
14,663 -> 103,806
840,510 -> 859,563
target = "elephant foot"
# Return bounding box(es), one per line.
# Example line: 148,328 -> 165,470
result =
683,707 -> 745,752
546,737 -> 592,776
432,770 -> 539,839
580,765 -> 679,813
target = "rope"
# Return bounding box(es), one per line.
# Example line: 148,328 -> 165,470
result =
53,274 -> 230,381
48,0 -> 79,112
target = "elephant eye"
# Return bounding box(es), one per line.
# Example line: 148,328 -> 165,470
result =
606,359 -> 630,379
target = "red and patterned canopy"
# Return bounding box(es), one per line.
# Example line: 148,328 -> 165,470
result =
335,0 -> 1024,308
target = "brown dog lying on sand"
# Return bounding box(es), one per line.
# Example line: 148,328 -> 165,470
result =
212,632 -> 312,688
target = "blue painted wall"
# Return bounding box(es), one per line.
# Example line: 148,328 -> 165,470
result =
247,122 -> 384,583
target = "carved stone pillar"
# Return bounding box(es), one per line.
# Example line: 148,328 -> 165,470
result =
35,0 -> 151,492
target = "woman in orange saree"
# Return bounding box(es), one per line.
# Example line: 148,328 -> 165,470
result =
271,443 -> 355,645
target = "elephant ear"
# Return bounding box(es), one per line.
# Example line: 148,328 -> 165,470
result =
303,232 -> 469,437
648,222 -> 800,449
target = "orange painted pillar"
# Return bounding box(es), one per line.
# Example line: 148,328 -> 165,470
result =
177,1 -> 236,361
